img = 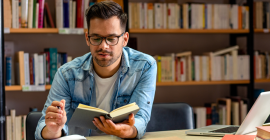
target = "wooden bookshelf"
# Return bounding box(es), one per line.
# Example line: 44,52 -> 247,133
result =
5,85 -> 52,91
129,29 -> 250,34
254,29 -> 270,33
9,28 -> 59,33
255,79 -> 270,83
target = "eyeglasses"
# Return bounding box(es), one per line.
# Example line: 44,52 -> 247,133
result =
88,32 -> 125,46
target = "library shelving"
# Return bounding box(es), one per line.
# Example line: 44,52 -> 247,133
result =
5,85 -> 52,91
129,29 -> 250,34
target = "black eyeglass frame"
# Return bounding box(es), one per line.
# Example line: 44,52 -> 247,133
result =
87,32 -> 125,46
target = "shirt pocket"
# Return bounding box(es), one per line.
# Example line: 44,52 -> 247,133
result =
115,95 -> 131,109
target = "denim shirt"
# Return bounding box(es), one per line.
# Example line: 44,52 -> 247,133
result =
35,47 -> 157,139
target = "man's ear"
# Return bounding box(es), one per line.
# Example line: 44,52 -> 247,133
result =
123,32 -> 129,47
85,31 -> 90,46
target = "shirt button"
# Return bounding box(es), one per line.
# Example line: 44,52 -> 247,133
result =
124,99 -> 127,103
147,101 -> 150,104
89,88 -> 91,90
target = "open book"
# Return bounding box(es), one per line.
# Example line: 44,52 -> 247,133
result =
68,102 -> 140,130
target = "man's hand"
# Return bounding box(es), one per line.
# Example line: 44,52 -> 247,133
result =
42,99 -> 67,139
93,113 -> 137,138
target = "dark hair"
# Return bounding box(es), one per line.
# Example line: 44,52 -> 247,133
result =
85,1 -> 127,32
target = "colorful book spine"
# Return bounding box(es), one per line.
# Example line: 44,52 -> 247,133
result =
45,52 -> 50,85
63,0 -> 70,28
6,57 -> 12,86
38,0 -> 45,28
44,48 -> 57,84
76,0 -> 84,28
32,0 -> 36,28
29,57 -> 34,85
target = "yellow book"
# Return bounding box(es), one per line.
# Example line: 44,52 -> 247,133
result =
15,51 -> 25,85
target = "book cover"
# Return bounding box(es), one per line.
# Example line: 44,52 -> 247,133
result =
147,3 -> 153,29
44,3 -> 55,28
38,54 -> 45,85
68,102 -> 140,130
6,57 -> 12,86
72,1 -> 76,28
24,53 -> 30,85
35,3 -> 39,28
6,116 -> 12,140
21,0 -> 29,28
12,0 -> 19,28
38,0 -> 45,28
69,0 -> 72,28
76,0 -> 85,28
29,57 -> 34,85
15,51 -> 25,85
33,53 -> 39,86
32,0 -> 37,28
56,0 -> 63,28
63,0 -> 70,28
44,48 -> 57,84
45,52 -> 50,85
27,0 -> 33,28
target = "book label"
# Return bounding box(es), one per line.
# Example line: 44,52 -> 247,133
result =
58,28 -> 84,34
22,85 -> 45,91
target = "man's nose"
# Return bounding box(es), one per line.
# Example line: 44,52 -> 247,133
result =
99,38 -> 110,50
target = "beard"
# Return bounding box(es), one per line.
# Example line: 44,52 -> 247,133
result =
94,49 -> 122,67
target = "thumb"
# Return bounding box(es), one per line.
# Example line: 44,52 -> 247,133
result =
60,99 -> 66,112
129,113 -> 135,125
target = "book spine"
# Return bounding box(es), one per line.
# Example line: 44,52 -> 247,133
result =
6,57 -> 12,86
63,0 -> 69,28
43,54 -> 46,85
24,53 -> 30,85
32,0 -> 36,28
10,109 -> 16,140
44,3 -> 55,28
84,0 -> 89,29
128,2 -> 132,29
38,55 -> 44,85
38,0 -> 44,28
29,57 -> 34,85
27,0 -> 33,28
33,53 -> 39,85
32,57 -> 35,84
69,0 -> 72,28
12,0 -> 19,28
147,3 -> 153,29
76,0 -> 84,28
35,3 -> 39,28
21,0 -> 29,28
72,1 -> 76,28
6,116 -> 12,140
15,116 -> 21,140
45,48 -> 57,84
56,0 -> 63,28
45,52 -> 50,85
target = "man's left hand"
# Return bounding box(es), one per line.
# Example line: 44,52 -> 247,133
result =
93,113 -> 137,138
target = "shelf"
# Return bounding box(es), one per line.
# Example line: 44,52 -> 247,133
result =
255,79 -> 270,83
157,80 -> 250,86
5,85 -> 52,91
129,29 -> 250,34
254,29 -> 270,33
9,28 -> 59,33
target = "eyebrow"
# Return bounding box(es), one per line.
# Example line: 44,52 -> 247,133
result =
88,33 -> 119,37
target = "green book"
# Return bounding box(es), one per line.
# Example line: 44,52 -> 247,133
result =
33,0 -> 37,28
69,102 -> 140,130
44,48 -> 57,84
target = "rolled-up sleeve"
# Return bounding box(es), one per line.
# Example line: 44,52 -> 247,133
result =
130,60 -> 157,139
35,68 -> 71,140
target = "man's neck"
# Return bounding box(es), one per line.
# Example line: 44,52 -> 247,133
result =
93,56 -> 122,78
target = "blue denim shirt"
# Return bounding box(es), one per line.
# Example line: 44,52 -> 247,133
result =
35,47 -> 157,139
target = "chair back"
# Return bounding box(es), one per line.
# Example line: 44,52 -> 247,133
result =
26,111 -> 42,140
146,103 -> 194,132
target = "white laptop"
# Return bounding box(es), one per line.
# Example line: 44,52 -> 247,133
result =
186,91 -> 270,136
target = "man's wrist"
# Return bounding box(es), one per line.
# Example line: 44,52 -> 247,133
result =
119,126 -> 137,139
41,126 -> 62,139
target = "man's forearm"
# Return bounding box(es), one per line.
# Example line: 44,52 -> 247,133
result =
120,126 -> 137,139
41,126 -> 62,139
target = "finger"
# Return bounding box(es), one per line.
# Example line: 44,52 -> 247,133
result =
61,99 -> 66,115
46,106 -> 63,114
94,118 -> 104,128
100,116 -> 110,129
93,119 -> 106,133
129,113 -> 135,126
45,117 -> 61,124
45,112 -> 63,119
106,120 -> 117,130
51,101 -> 63,107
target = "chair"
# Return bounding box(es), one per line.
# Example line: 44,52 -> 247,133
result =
146,103 -> 194,132
26,111 -> 42,140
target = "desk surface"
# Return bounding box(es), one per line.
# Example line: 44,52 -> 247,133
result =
86,130 -> 222,140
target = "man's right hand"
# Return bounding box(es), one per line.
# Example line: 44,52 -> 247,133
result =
42,99 -> 67,139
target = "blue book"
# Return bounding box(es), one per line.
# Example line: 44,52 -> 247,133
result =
44,48 -> 58,84
63,0 -> 69,28
60,53 -> 67,64
6,57 -> 12,86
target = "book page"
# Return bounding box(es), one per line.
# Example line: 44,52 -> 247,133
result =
110,102 -> 136,113
110,103 -> 139,118
78,104 -> 108,114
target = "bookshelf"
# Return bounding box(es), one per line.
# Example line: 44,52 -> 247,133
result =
129,29 -> 250,34
5,85 -> 52,91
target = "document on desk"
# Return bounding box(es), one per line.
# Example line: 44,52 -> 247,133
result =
147,136 -> 183,140
52,135 -> 86,140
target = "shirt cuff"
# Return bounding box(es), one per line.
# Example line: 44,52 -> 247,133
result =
134,118 -> 147,139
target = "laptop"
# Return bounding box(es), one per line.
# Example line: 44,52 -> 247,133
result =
186,91 -> 270,136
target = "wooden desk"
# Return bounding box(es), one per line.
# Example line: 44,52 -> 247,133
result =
86,130 -> 222,140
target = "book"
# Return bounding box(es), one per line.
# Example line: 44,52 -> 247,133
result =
10,109 -> 16,140
256,126 -> 270,139
76,0 -> 84,28
221,135 -> 256,140
6,57 -> 12,86
24,53 -> 30,85
68,102 -> 140,130
32,0 -> 37,28
56,0 -> 63,28
15,51 -> 25,85
38,0 -> 45,28
6,116 -> 12,140
12,0 -> 19,28
35,3 -> 39,28
44,48 -> 57,84
27,0 -> 33,28
4,0 -> 12,28
63,0 -> 70,28
84,0 -> 90,29
217,98 -> 231,125
21,0 -> 29,28
44,3 -> 55,28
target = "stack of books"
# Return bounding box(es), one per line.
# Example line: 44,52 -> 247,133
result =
6,110 -> 27,140
129,2 -> 249,30
256,126 -> 270,140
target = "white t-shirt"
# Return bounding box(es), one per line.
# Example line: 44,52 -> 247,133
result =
94,70 -> 118,112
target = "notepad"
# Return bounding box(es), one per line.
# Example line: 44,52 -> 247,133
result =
68,102 -> 140,130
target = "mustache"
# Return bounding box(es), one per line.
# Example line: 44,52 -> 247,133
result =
96,49 -> 112,54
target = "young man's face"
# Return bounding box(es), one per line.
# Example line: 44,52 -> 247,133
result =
86,16 -> 128,67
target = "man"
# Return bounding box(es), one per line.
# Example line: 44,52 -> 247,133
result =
35,1 -> 157,139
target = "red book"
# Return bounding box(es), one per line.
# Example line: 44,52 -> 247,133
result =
221,135 -> 256,140
44,3 -> 55,28
76,0 -> 85,28
29,57 -> 34,85
204,103 -> 212,126
38,0 -> 45,28
45,52 -> 50,85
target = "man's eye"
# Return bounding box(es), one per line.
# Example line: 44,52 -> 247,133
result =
107,38 -> 116,41
93,38 -> 101,41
